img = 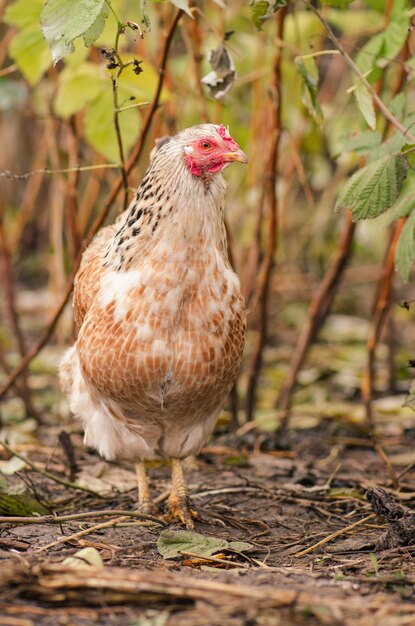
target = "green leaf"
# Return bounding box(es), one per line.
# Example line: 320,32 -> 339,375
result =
396,210 -> 415,282
403,144 -> 415,171
354,81 -> 376,130
40,0 -> 107,64
157,530 -> 228,559
251,0 -> 286,30
356,32 -> 384,78
227,541 -> 255,554
118,59 -> 170,102
295,57 -> 323,123
8,24 -> 52,85
4,0 -> 52,85
84,88 -> 140,160
380,14 -> 408,67
386,172 -> 415,222
54,62 -> 104,117
82,2 -> 110,46
368,130 -> 409,163
335,155 -> 407,220
170,0 -> 193,17
389,92 -> 406,121
390,0 -> 409,20
356,12 -> 408,79
157,530 -> 254,560
341,130 -> 382,155
320,0 -> 353,7
4,0 -> 44,28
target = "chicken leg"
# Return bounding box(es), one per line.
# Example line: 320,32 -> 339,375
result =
164,457 -> 195,529
135,461 -> 153,514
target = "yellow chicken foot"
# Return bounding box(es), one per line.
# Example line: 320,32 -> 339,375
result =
135,461 -> 155,514
164,457 -> 197,529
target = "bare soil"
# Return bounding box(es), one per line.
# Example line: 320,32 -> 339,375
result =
1,414 -> 415,626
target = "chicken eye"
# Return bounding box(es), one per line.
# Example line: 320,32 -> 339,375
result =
200,140 -> 212,150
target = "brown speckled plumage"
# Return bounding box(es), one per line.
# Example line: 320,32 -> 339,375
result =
60,124 -> 247,526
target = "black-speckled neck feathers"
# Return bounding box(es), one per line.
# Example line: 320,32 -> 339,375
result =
104,124 -> 246,272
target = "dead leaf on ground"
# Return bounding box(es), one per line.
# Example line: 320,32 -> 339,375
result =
157,530 -> 254,560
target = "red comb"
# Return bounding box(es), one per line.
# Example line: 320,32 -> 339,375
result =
217,125 -> 239,150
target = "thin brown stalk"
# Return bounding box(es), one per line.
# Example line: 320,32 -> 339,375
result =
9,135 -> 48,254
65,118 -> 81,256
294,514 -> 376,558
181,14 -> 209,123
245,9 -> 286,423
0,200 -> 38,419
35,516 -> 130,552
111,75 -> 129,209
361,38 -> 409,423
0,509 -> 166,526
277,213 -> 356,417
0,9 -> 183,401
277,1 -> 410,426
361,218 -> 407,424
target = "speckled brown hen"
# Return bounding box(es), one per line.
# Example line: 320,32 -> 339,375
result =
60,124 -> 247,527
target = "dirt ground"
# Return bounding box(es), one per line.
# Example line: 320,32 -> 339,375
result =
1,410 -> 415,626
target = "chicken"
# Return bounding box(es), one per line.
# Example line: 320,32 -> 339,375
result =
60,124 -> 247,528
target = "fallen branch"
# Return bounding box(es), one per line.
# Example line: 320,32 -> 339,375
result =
293,514 -> 375,558
0,509 -> 167,526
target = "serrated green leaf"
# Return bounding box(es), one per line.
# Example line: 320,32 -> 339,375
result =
354,81 -> 376,130
157,530 -> 254,560
41,0 -> 106,64
386,172 -> 415,222
251,0 -> 286,30
54,62 -> 104,117
355,12 -> 408,79
389,93 -> 406,121
379,14 -> 408,68
82,4 -> 110,47
8,24 -> 52,85
320,0 -> 353,7
227,541 -> 255,554
84,88 -> 140,160
295,56 -> 323,123
396,210 -> 415,282
157,530 -> 228,559
335,155 -> 407,220
368,130 -> 410,163
341,131 -> 382,155
356,32 -> 384,78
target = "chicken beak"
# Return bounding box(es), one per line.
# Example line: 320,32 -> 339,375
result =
222,148 -> 248,164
